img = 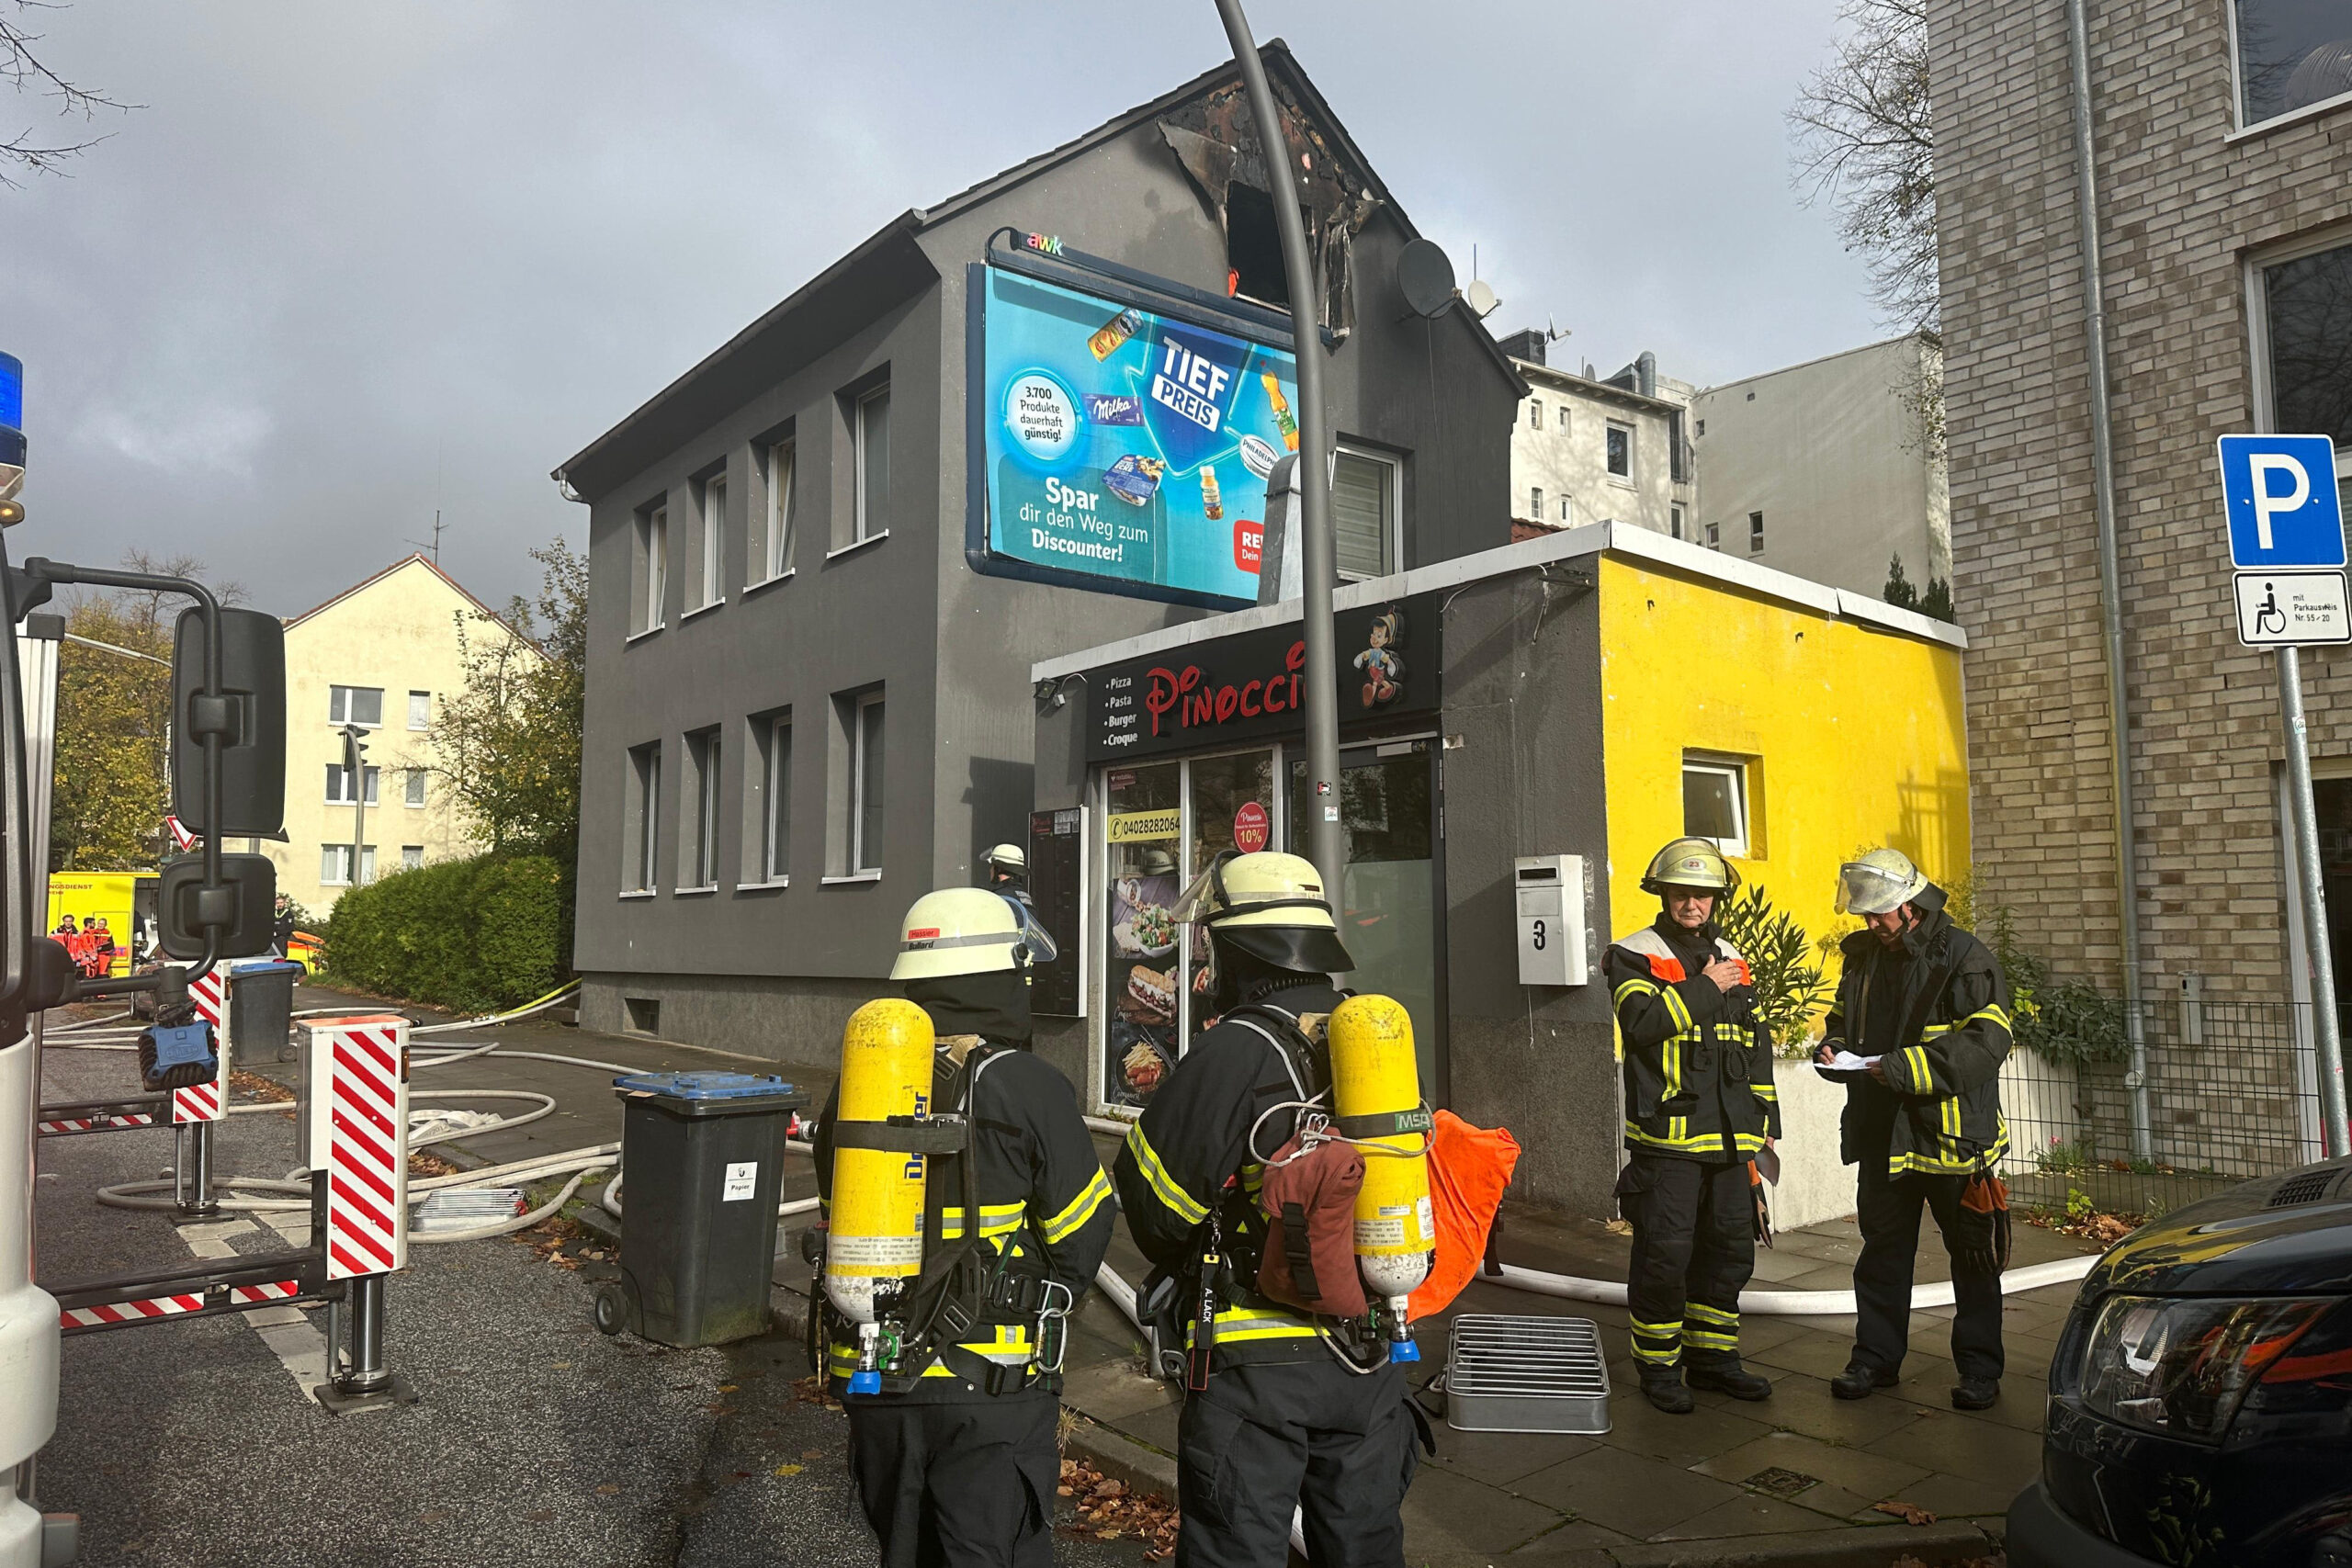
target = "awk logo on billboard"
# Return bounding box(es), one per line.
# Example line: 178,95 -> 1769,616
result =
1145,326 -> 1246,472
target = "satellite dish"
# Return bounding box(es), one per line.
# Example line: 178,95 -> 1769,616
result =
1396,239 -> 1457,319
1465,278 -> 1500,319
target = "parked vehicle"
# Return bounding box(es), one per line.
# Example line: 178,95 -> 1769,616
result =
2008,1156 -> 2352,1568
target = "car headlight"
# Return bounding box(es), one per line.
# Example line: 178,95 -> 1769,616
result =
2077,1294 -> 2330,1442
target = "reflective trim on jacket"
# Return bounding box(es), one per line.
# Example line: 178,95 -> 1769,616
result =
1604,921 -> 1781,1163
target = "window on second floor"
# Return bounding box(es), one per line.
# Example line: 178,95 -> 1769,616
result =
1749,511 -> 1767,554
407,690 -> 430,730
845,691 -> 885,875
1557,405 -> 1570,432
1706,521 -> 1722,550
758,436 -> 796,581
693,469 -> 726,610
624,742 -> 661,893
1606,423 -> 1633,479
854,386 -> 891,544
1530,486 -> 1544,519
329,685 -> 382,728
684,727 -> 721,890
404,769 -> 427,808
2260,234 -> 2352,454
322,843 -> 377,887
325,763 -> 379,806
1224,181 -> 1288,307
1671,504 -> 1686,541
1529,400 -> 1544,429
1559,495 -> 1573,525
2233,0 -> 2352,129
633,502 -> 668,635
1332,445 -> 1400,580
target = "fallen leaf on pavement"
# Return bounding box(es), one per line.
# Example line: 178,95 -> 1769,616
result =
775,1464 -> 804,1477
1873,1500 -> 1937,1526
594,1484 -> 620,1495
1057,1456 -> 1178,1562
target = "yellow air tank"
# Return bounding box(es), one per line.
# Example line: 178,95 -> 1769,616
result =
824,998 -> 934,1390
1329,994 -> 1434,1361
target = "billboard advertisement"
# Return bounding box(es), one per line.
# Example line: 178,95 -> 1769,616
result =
970,264 -> 1301,606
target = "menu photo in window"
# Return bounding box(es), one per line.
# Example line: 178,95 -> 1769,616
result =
1104,786 -> 1182,1108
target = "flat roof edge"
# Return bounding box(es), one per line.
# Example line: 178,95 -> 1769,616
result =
1029,519 -> 1962,682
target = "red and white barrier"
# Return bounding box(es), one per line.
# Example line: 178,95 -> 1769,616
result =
38,1111 -> 159,1134
59,1278 -> 302,1330
302,1014 -> 409,1281
175,966 -> 231,1124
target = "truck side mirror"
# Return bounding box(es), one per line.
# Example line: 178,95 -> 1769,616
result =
170,606 -> 287,838
27,935 -> 79,1012
156,852 -> 277,960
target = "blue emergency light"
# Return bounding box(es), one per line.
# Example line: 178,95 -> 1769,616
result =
0,351 -> 24,496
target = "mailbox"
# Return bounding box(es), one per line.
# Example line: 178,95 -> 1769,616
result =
1514,855 -> 1587,987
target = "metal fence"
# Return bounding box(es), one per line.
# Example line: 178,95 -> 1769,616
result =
1998,994 -> 2324,1219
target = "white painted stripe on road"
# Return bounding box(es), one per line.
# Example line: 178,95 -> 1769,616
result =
172,1213 -> 329,1396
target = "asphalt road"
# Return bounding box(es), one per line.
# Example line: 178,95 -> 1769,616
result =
30,1042 -> 1155,1568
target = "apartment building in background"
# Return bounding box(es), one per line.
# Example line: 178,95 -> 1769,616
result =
1935,0 -> 2352,1164
271,554 -> 523,913
557,43 -> 1521,1059
1495,330 -> 1949,601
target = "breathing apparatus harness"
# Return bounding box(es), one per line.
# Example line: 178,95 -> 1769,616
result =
812,1041 -> 1074,1397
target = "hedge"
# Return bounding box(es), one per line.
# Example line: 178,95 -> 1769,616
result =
324,852 -> 572,1011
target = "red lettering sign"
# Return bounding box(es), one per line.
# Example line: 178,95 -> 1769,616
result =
1234,801 -> 1270,852
1136,639 -> 1308,739
1234,519 -> 1262,572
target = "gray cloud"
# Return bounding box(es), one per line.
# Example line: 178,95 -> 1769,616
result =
0,0 -> 1876,616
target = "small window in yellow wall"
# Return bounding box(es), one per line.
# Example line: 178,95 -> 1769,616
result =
1682,755 -> 1749,858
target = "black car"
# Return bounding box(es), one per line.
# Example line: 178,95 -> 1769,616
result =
2009,1156 -> 2352,1568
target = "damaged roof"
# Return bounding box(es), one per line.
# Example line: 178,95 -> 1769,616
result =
556,39 -> 1523,501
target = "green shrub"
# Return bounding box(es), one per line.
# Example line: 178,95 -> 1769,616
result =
323,852 -> 573,1011
1714,881 -> 1835,1057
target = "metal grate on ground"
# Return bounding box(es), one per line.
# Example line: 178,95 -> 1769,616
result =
1443,1314 -> 1611,1435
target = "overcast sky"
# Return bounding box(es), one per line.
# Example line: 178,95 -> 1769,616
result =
0,0 -> 1879,617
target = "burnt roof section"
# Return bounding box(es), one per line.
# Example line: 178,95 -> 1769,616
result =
555,39 -> 1525,501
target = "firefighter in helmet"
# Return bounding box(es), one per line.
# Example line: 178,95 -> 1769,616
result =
1113,851 -> 1427,1568
982,842 -> 1030,909
810,886 -> 1117,1567
1604,838 -> 1780,1414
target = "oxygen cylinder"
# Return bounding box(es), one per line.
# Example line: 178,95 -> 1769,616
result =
823,998 -> 933,1345
1329,994 -> 1433,1361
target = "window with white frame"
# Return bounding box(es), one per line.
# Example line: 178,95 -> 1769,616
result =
684,727 -> 721,888
324,763 -> 380,806
849,691 -> 885,874
2259,234 -> 2352,452
1530,486 -> 1544,519
695,469 -> 727,609
634,502 -> 668,634
1706,521 -> 1722,549
1529,400 -> 1543,429
1681,756 -> 1749,858
760,437 -> 796,581
1558,495 -> 1573,525
407,690 -> 430,729
1332,445 -> 1400,579
329,685 -> 383,728
404,769 -> 426,807
1749,511 -> 1766,554
2233,1 -> 2352,129
1556,405 -> 1570,432
760,713 -> 791,882
401,846 -> 424,872
1671,504 -> 1686,541
625,742 -> 661,893
1606,423 -> 1632,479
322,843 -> 378,886
854,384 -> 891,543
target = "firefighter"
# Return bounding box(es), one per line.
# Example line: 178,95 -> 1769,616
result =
1603,838 -> 1780,1415
1114,851 -> 1425,1568
1813,849 -> 2013,1412
810,886 -> 1117,1568
982,843 -> 1030,908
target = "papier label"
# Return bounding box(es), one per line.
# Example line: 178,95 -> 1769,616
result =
721,1161 -> 758,1201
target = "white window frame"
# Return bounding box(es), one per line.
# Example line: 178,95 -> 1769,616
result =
1671,503 -> 1685,542
1705,521 -> 1722,550
1558,495 -> 1573,525
1529,486 -> 1543,520
1605,422 -> 1634,482
683,728 -> 721,892
2228,0 -> 2352,136
763,715 -> 792,884
404,768 -> 427,808
407,690 -> 430,730
1331,441 -> 1403,581
1556,406 -> 1570,432
850,691 -> 885,875
854,385 -> 890,545
759,438 -> 796,584
1529,400 -> 1543,429
636,504 -> 669,636
401,845 -> 424,872
322,843 -> 377,887
325,763 -> 380,807
1748,510 -> 1766,554
627,743 -> 662,895
1681,756 -> 1750,859
2246,222 -> 2352,482
694,471 -> 726,613
328,685 -> 383,728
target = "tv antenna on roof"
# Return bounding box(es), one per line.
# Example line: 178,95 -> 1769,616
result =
405,509 -> 446,566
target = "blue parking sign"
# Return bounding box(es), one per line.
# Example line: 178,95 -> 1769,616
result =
2219,434 -> 2344,568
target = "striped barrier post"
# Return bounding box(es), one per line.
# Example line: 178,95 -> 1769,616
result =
302,1013 -> 413,1410
172,965 -> 232,1216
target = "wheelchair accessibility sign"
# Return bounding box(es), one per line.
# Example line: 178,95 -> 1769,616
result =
2235,570 -> 2350,647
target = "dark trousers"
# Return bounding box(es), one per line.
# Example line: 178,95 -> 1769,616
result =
1853,1160 -> 2005,1382
845,1392 -> 1059,1568
1176,1359 -> 1419,1568
1619,1154 -> 1755,1370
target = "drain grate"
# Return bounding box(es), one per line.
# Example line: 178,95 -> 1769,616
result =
1444,1314 -> 1611,1434
1745,1466 -> 1821,1499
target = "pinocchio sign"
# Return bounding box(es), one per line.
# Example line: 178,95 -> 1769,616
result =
1084,593 -> 1439,761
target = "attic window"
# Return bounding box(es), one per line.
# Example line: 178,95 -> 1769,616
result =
1226,182 -> 1289,307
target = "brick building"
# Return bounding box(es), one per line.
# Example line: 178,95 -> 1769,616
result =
1935,0 -> 2352,1165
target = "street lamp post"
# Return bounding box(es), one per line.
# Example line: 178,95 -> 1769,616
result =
343,725 -> 368,891
1210,1 -> 1346,900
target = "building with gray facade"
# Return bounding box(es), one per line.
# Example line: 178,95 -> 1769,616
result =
555,45 -> 1522,1056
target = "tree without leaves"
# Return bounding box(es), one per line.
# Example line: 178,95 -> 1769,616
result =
1790,0 -> 1937,333
1,1 -> 134,186
429,540 -> 584,866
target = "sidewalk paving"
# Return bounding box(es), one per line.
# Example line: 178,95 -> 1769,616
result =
277,987 -> 2082,1564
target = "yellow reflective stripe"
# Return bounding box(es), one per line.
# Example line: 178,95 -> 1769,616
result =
1125,1123 -> 1207,1225
1751,1084 -> 1779,1100
937,1202 -> 1027,1240
1886,1123 -> 2012,1177
1613,976 -> 1660,1008
1905,1046 -> 1931,1093
1041,1168 -> 1114,1245
1632,1341 -> 1682,1364
1683,1331 -> 1737,1350
1623,1121 -> 1736,1154
1733,1131 -> 1767,1154
1629,1317 -> 1680,1337
1188,1306 -> 1319,1347
1662,987 -> 1694,1035
1686,1303 -> 1737,1326
1941,1095 -> 1962,1138
1972,1003 -> 2013,1032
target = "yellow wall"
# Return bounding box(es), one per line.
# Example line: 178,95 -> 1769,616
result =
1598,555 -> 1969,1025
274,558 -> 530,913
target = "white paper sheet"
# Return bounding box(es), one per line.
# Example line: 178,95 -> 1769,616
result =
1822,1050 -> 1882,1073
